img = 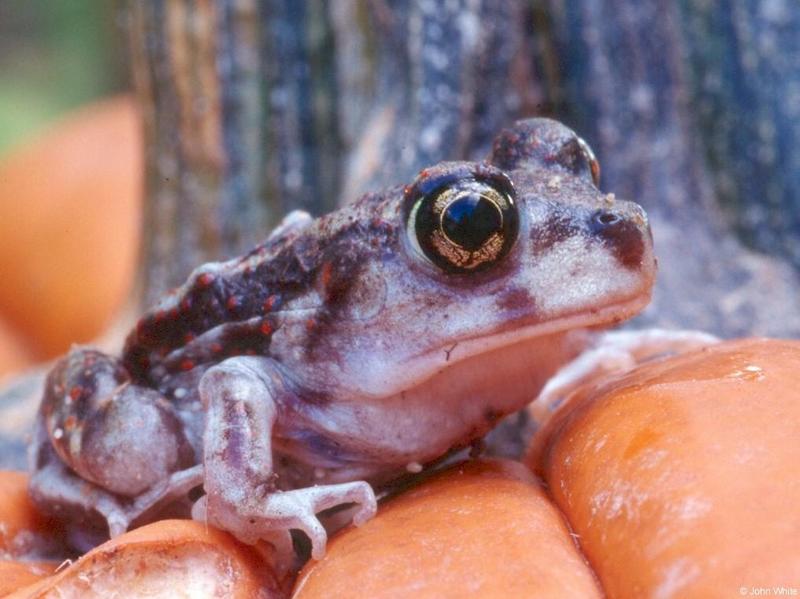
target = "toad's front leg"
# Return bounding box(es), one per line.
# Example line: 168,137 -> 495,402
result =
193,357 -> 377,560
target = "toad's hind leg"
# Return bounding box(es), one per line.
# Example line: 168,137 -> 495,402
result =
29,347 -> 197,538
194,356 -> 377,560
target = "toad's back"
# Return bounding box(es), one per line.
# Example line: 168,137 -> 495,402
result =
123,189 -> 402,388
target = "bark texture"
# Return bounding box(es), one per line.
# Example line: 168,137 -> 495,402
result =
541,0 -> 800,335
684,0 -> 800,268
130,1 -> 353,303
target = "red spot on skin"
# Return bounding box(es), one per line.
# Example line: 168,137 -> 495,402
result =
305,319 -> 316,331
263,295 -> 278,312
260,321 -> 273,336
183,332 -> 196,343
198,273 -> 215,287
64,415 -> 77,431
180,298 -> 192,312
226,296 -> 240,311
210,343 -> 223,353
180,360 -> 195,372
154,311 -> 166,322
169,308 -> 179,319
69,387 -> 82,401
320,262 -> 333,293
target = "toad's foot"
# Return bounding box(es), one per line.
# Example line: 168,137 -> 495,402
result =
117,465 -> 204,533
530,328 -> 719,423
193,481 -> 377,560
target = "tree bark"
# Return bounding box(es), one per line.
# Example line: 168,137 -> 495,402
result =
537,0 -> 800,336
129,0 -> 345,304
682,0 -> 800,268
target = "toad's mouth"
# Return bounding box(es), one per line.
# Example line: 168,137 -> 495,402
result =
429,293 -> 650,363
359,291 -> 651,398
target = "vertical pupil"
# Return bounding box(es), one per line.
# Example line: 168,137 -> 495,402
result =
442,193 -> 503,251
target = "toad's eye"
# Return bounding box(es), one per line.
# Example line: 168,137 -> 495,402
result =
407,172 -> 519,274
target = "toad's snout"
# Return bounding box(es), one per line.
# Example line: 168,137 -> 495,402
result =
588,202 -> 652,271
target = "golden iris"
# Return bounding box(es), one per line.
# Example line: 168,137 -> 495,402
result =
410,178 -> 518,273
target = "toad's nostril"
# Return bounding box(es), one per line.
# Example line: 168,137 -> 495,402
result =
589,210 -> 645,269
591,210 -> 623,228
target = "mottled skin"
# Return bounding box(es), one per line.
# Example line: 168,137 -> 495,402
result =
29,119 -> 655,560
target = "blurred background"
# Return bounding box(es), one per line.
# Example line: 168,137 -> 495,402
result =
0,1 -> 127,154
0,0 -> 139,380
